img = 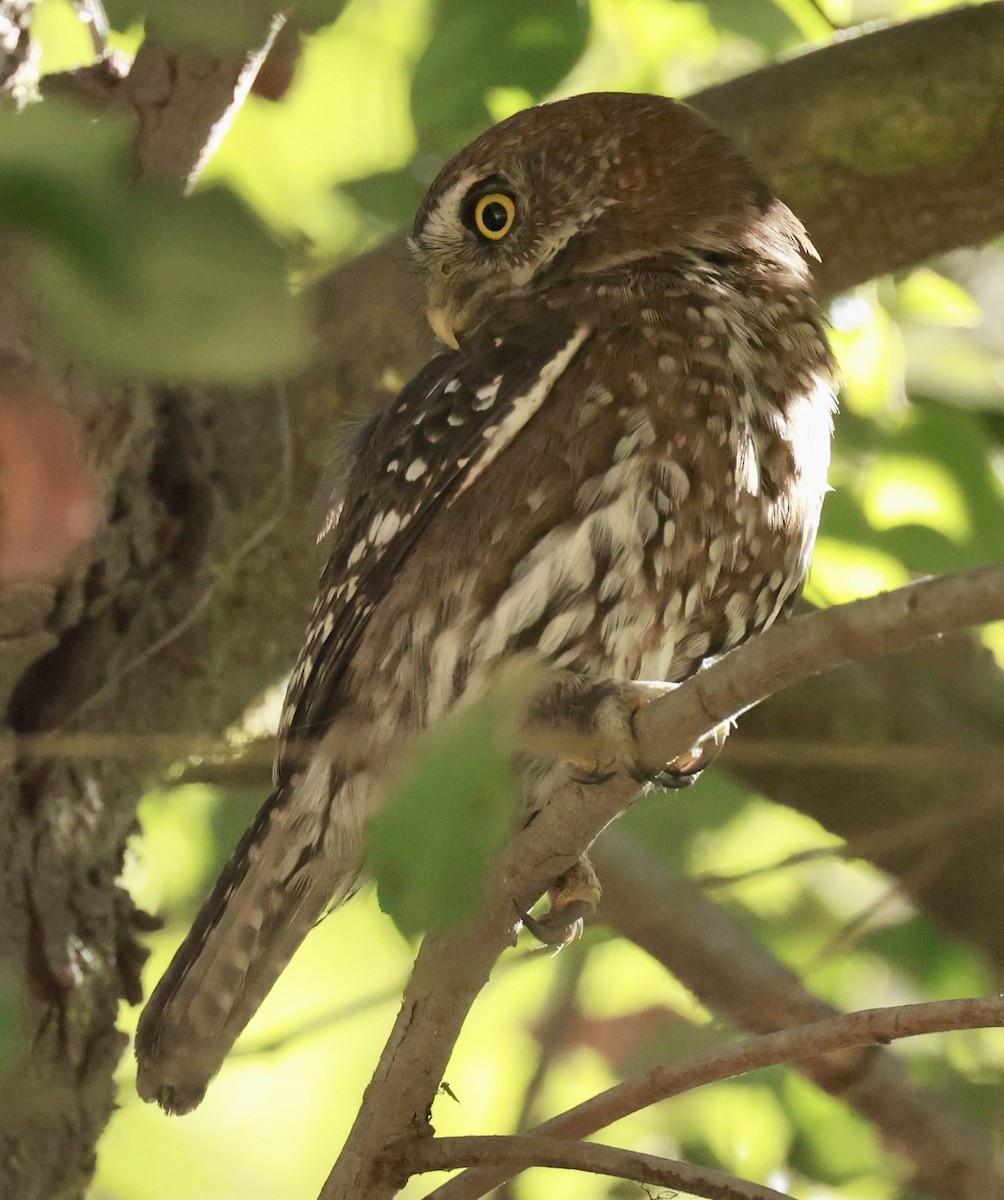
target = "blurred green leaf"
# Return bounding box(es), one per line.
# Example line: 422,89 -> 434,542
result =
102,1 -> 264,54
829,289 -> 906,418
901,325 -> 1004,409
702,0 -> 807,53
784,1072 -> 886,1183
0,100 -> 132,285
103,1 -> 347,52
895,267 -> 982,328
861,454 -> 969,542
863,919 -> 991,999
341,166 -> 428,229
619,766 -> 755,872
0,100 -> 307,381
295,0 -> 353,28
411,0 -> 590,154
366,662 -> 541,938
31,185 -> 308,382
678,1081 -> 793,1182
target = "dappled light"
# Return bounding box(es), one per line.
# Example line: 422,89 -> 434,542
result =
2,3 -> 1002,1200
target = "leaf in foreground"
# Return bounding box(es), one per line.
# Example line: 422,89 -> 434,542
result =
0,100 -> 308,383
366,662 -> 542,939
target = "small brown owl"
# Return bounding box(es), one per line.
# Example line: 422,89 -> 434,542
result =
136,92 -> 836,1114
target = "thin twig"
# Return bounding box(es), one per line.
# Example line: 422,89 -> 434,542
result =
426,997 -> 1004,1200
406,1135 -> 795,1200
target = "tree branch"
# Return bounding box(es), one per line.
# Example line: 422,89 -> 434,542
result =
693,2 -> 1004,297
519,563 -> 1004,775
121,7 -> 286,188
318,564 -> 1004,1199
593,832 -> 1000,1200
428,959 -> 1004,1199
407,1135 -> 796,1200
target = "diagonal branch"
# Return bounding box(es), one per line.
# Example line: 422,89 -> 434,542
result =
426,994 -> 1004,1200
317,564 -> 1004,1200
594,832 -> 1000,1200
406,1135 -> 796,1200
519,563 -> 1004,775
122,7 -> 287,188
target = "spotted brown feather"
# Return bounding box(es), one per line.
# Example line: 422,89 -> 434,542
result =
136,92 -> 837,1114
278,319 -> 590,772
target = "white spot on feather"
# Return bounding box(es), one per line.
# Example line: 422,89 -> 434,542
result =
449,326 -> 590,505
372,510 -> 401,545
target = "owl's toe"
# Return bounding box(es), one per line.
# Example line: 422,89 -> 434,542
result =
566,680 -> 729,788
626,713 -> 732,788
519,858 -> 601,948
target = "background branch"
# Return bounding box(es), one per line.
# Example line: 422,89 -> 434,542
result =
409,1135 -> 796,1200
425,994 -> 1004,1200
121,7 -> 286,188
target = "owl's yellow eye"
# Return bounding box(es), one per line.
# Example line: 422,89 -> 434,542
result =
473,193 -> 516,241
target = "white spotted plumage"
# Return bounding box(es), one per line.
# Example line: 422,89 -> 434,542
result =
136,92 -> 837,1116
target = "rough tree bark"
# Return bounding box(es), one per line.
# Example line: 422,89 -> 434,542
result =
0,5 -> 1002,1199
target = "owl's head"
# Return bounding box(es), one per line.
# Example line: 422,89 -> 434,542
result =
410,92 -> 814,348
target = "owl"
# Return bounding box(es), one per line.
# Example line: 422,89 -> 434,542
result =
135,92 -> 836,1114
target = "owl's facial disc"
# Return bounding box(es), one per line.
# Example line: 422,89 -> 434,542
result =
412,170 -> 532,348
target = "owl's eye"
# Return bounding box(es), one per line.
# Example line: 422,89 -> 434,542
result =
465,191 -> 517,242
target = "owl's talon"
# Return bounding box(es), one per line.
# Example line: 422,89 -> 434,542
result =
581,680 -> 729,787
517,904 -> 586,948
519,858 -> 601,948
628,717 -> 731,788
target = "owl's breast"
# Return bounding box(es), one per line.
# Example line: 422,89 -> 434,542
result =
346,285 -> 833,729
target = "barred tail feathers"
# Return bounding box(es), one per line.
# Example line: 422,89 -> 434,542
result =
135,770 -> 364,1115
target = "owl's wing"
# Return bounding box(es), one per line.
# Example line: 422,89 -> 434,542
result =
276,318 -> 591,777
135,318 -> 592,1115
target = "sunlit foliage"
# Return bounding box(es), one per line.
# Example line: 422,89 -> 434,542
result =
24,1 -> 1004,1197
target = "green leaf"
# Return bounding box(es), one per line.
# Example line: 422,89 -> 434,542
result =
104,0 -> 351,49
704,0 -> 833,50
341,166 -> 429,229
31,184 -> 309,383
0,100 -> 133,289
0,100 -> 308,382
366,661 -> 543,938
294,0 -> 353,30
411,0 -> 590,155
103,1 -> 263,54
702,0 -> 800,52
896,267 -> 982,328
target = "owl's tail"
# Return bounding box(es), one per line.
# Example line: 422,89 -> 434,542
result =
135,775 -> 363,1114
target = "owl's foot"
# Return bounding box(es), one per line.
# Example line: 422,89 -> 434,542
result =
541,677 -> 730,789
519,857 -> 601,948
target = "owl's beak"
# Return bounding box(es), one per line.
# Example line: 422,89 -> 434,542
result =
426,304 -> 461,350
